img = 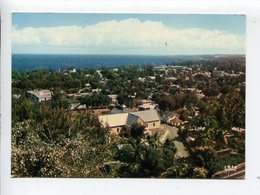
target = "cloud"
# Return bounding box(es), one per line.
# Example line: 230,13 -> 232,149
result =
12,18 -> 245,54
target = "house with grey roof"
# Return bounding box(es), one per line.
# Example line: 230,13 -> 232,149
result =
129,110 -> 161,130
98,110 -> 161,135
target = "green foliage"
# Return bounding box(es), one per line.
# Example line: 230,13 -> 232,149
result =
130,124 -> 145,139
12,113 -> 114,177
112,125 -> 179,178
80,93 -> 111,108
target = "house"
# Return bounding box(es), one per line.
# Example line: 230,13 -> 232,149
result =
212,70 -> 225,78
113,68 -> 119,72
70,103 -> 87,110
27,89 -> 52,102
169,84 -> 180,88
138,103 -> 158,111
130,110 -> 161,131
98,110 -> 161,135
148,76 -> 156,81
138,77 -> 146,82
192,71 -> 211,78
180,88 -> 196,94
167,116 -> 183,126
138,99 -> 154,105
212,162 -> 245,179
110,107 -> 123,114
165,77 -> 178,82
70,68 -> 77,73
92,88 -> 102,93
180,88 -> 204,98
216,148 -> 233,156
231,127 -> 245,133
67,92 -> 90,99
99,113 -> 129,134
85,83 -> 91,88
13,94 -> 21,99
108,94 -> 118,105
96,70 -> 103,78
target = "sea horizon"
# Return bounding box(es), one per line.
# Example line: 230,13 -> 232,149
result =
12,53 -> 245,71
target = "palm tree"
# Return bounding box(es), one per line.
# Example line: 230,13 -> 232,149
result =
214,129 -> 228,150
192,167 -> 208,178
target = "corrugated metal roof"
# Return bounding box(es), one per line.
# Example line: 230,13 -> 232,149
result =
126,114 -> 139,126
130,110 -> 160,122
111,108 -> 123,114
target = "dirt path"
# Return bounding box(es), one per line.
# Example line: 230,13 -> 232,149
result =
160,124 -> 189,158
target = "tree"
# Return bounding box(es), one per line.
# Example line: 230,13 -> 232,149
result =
12,112 -> 114,177
114,125 -> 179,178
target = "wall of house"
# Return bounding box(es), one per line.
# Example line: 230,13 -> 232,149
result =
136,118 -> 145,126
145,120 -> 161,130
134,118 -> 160,130
110,126 -> 124,135
39,97 -> 52,102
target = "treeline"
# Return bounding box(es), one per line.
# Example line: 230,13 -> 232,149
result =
171,55 -> 245,73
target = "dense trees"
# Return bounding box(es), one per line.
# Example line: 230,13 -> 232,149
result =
113,124 -> 178,178
79,93 -> 111,108
152,93 -> 201,111
12,107 -> 114,177
176,92 -> 245,177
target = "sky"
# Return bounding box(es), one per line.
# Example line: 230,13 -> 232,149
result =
12,13 -> 246,55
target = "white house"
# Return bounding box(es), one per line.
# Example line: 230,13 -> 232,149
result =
27,89 -> 52,102
99,113 -> 129,134
138,103 -> 158,111
108,94 -> 118,105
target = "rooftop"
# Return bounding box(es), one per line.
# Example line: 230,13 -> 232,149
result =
98,110 -> 160,128
27,89 -> 52,98
98,113 -> 128,128
130,110 -> 160,123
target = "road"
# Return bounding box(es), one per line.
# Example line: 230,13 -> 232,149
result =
160,124 -> 189,158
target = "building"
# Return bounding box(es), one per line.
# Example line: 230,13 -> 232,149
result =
138,99 -> 154,105
108,94 -> 118,105
92,88 -> 102,93
98,110 -> 161,135
138,103 -> 158,111
99,113 -> 129,134
138,77 -> 146,82
130,110 -> 161,130
167,116 -> 183,126
70,103 -> 87,110
192,71 -> 211,78
27,89 -> 52,102
231,127 -> 245,133
213,70 -> 225,78
165,77 -> 178,82
85,83 -> 91,88
180,88 -> 196,94
212,162 -> 245,179
67,92 -> 90,99
110,107 -> 123,114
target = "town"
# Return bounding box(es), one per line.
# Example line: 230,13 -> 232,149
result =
12,55 -> 245,178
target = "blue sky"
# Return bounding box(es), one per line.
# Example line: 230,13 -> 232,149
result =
12,13 -> 246,55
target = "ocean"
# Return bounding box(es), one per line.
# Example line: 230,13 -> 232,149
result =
12,54 -> 202,71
